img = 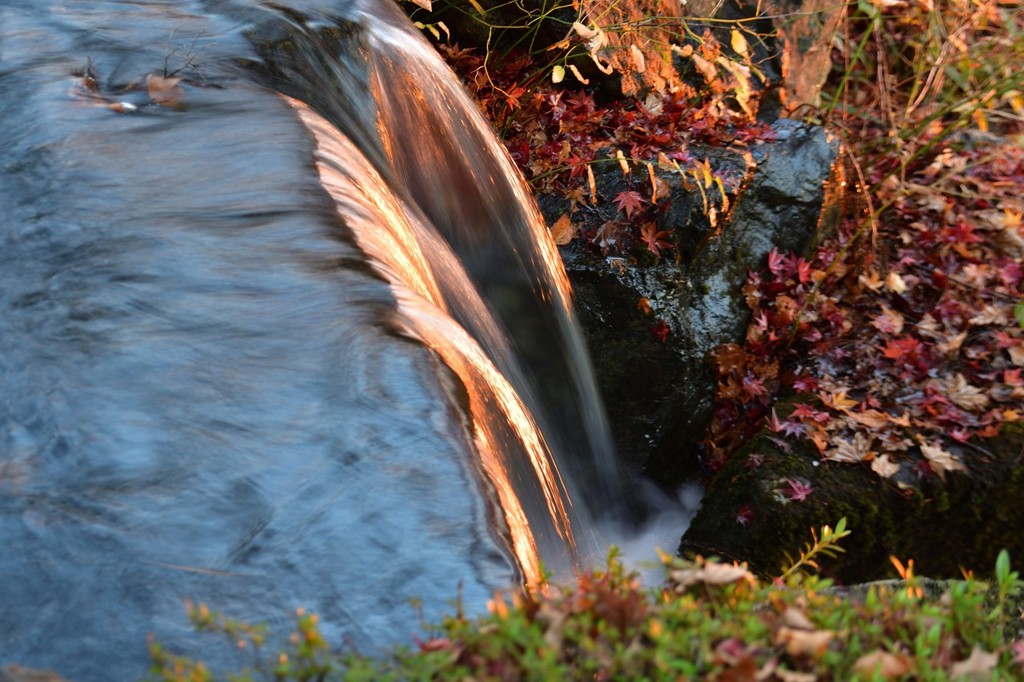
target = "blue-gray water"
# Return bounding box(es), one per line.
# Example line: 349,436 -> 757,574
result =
0,1 -> 623,679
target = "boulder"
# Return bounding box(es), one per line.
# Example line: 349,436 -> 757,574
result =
680,421 -> 1024,583
543,119 -> 840,481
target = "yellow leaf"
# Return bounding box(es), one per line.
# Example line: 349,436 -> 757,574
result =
730,29 -> 749,58
551,65 -> 565,84
885,271 -> 908,293
467,0 -> 485,15
409,0 -> 432,10
587,164 -> 597,202
616,150 -> 630,176
567,64 -> 590,85
819,388 -> 857,412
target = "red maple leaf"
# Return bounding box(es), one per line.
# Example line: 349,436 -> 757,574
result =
640,222 -> 673,257
781,478 -> 813,502
614,190 -> 645,218
881,336 -> 923,362
651,319 -> 670,343
795,257 -> 814,283
736,504 -> 755,526
767,248 -> 793,278
790,402 -> 830,424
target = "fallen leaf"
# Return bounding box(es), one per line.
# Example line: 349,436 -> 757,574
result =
852,650 -> 914,679
549,213 -> 575,245
824,432 -> 875,463
860,270 -> 884,292
920,442 -> 967,480
968,304 -> 1009,327
780,478 -> 813,502
775,626 -> 834,658
871,454 -> 900,478
613,190 -> 645,218
941,373 -> 990,411
780,607 -> 815,631
146,74 -> 184,108
949,645 -> 998,680
670,562 -> 755,590
885,271 -> 909,293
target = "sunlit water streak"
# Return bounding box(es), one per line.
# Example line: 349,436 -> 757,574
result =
291,99 -> 578,583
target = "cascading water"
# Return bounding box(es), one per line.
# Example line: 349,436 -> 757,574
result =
278,0 -> 628,580
0,1 -> 627,679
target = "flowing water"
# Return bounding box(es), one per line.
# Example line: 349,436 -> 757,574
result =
0,1 -> 624,678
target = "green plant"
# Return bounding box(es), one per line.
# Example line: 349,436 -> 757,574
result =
147,521 -> 1024,681
778,516 -> 851,582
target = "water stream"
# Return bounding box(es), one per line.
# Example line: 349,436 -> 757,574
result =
0,1 -> 628,678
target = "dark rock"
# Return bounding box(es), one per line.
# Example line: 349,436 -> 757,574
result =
680,422 -> 1024,583
547,119 -> 839,482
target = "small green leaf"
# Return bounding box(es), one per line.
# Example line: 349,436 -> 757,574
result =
551,64 -> 565,84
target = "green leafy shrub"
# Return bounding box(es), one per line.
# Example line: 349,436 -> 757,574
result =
148,521 -> 1024,681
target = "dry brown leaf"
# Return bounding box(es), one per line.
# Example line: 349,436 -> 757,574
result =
920,442 -> 967,479
847,409 -> 890,429
146,74 -> 184,108
968,304 -> 1009,327
949,645 -> 999,680
936,330 -> 968,356
871,305 -> 906,335
852,650 -> 914,679
780,606 -> 815,630
942,373 -> 991,411
775,625 -> 834,657
824,432 -> 875,463
871,454 -> 900,478
773,670 -> 817,682
670,562 -> 755,591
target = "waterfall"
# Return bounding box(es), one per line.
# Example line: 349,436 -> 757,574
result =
276,0 -> 626,581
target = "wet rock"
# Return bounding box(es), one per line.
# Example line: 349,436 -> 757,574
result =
545,119 -> 839,481
680,422 -> 1024,583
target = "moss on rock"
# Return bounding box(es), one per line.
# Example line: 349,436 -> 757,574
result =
680,420 -> 1024,583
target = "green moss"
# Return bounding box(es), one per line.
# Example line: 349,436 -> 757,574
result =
682,417 -> 1024,583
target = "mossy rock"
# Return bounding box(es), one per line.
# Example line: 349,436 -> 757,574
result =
680,421 -> 1024,583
